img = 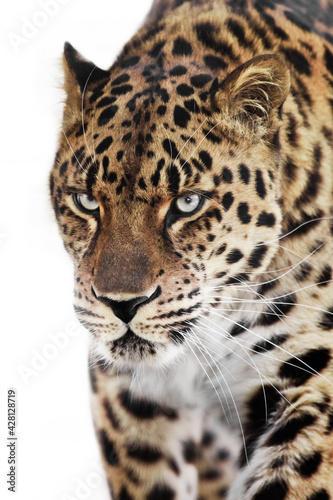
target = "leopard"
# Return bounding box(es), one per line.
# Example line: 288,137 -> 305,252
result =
49,0 -> 333,498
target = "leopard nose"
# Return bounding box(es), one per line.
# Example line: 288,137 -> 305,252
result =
92,286 -> 162,324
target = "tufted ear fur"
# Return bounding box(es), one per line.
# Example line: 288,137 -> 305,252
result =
211,54 -> 290,136
62,42 -> 109,130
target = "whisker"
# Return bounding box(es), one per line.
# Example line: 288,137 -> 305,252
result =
254,217 -> 333,245
185,327 -> 249,464
171,118 -> 208,167
202,307 -> 332,386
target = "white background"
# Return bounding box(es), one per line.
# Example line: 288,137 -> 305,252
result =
1,1 -> 152,499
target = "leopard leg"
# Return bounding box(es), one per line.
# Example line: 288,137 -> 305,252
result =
227,384 -> 333,500
197,410 -> 240,500
90,362 -> 203,500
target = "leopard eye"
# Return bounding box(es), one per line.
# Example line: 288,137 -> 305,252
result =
175,193 -> 202,214
73,193 -> 99,214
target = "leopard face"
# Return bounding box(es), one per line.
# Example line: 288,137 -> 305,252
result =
50,37 -> 290,369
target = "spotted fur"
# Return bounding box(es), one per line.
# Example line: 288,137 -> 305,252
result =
50,0 -> 333,498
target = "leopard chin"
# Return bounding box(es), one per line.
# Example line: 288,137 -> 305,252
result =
93,328 -> 187,369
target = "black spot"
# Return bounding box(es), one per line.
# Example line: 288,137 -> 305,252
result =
182,440 -> 198,463
135,144 -> 144,157
296,451 -> 322,478
252,333 -> 289,354
173,0 -> 191,7
170,65 -> 187,76
212,208 -> 222,222
172,37 -> 192,56
163,140 -> 179,158
226,19 -> 253,49
190,74 -> 212,88
192,158 -> 204,173
147,484 -> 175,500
248,245 -> 268,268
86,162 -> 99,192
184,99 -> 200,112
168,165 -> 180,194
127,443 -> 162,463
214,174 -> 221,186
226,249 -> 243,264
149,41 -> 166,58
200,469 -> 222,480
239,164 -> 250,184
59,161 -> 68,176
138,177 -> 147,190
120,56 -> 140,68
296,144 -> 322,207
256,293 -> 296,326
295,262 -> 312,282
177,83 -> 194,96
230,321 -> 247,336
119,487 -> 134,500
95,136 -> 113,155
286,113 -> 298,147
111,84 -> 133,95
324,46 -> 333,75
222,192 -> 234,211
195,22 -> 236,60
257,211 -> 276,227
119,390 -> 177,420
157,105 -> 167,116
104,400 -> 121,430
284,159 -> 298,181
96,96 -> 117,109
261,12 -> 289,40
255,170 -> 266,198
72,146 -> 85,166
204,54 -> 227,70
112,73 -> 130,85
266,413 -> 317,447
318,266 -> 332,287
201,431 -> 215,447
216,244 -> 227,256
279,348 -> 331,386
222,167 -> 233,183
108,172 -> 117,183
240,386 -> 282,466
285,209 -> 324,238
199,151 -> 212,170
203,128 -> 221,144
252,478 -> 288,500
284,48 -> 311,75
99,430 -> 119,465
122,132 -> 132,143
174,105 -> 191,127
98,105 -> 118,126
237,202 -> 252,224
307,490 -> 330,500
116,151 -> 123,162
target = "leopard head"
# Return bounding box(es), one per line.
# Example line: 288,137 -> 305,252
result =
50,41 -> 290,369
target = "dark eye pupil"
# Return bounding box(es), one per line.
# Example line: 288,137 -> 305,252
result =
185,197 -> 192,204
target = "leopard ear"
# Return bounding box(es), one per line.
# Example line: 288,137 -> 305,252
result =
62,42 -> 109,130
211,54 -> 290,135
